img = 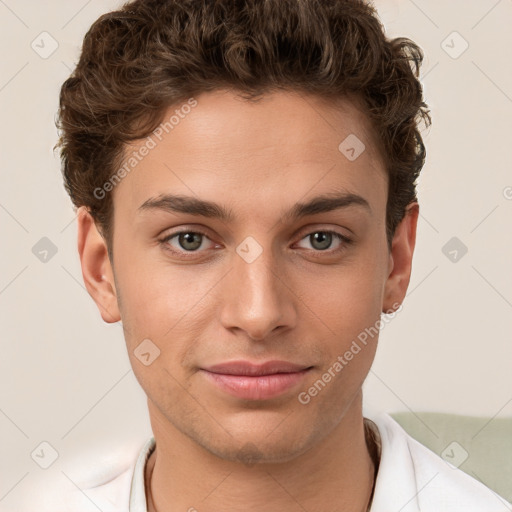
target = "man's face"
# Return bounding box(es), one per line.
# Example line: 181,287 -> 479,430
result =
90,90 -> 404,463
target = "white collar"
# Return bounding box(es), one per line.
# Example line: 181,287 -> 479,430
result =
129,436 -> 155,512
127,413 -> 511,512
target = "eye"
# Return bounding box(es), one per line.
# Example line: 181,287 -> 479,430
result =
158,228 -> 352,260
159,230 -> 217,256
295,230 -> 352,253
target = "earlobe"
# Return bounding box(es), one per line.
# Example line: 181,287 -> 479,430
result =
382,202 -> 419,314
76,206 -> 121,323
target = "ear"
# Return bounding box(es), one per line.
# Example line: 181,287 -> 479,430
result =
382,202 -> 419,314
76,206 -> 121,323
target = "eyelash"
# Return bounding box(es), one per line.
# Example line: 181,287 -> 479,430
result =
158,228 -> 353,260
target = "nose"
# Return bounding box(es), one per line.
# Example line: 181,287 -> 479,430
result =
219,242 -> 297,341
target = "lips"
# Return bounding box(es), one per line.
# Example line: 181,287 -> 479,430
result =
204,360 -> 311,376
200,360 -> 312,400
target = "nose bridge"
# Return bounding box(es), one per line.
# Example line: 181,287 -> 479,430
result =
219,235 -> 295,340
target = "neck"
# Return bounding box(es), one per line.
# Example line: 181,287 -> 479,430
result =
145,394 -> 377,512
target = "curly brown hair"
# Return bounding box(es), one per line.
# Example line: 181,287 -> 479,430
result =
55,0 -> 431,259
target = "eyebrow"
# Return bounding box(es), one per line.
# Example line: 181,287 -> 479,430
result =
137,191 -> 371,222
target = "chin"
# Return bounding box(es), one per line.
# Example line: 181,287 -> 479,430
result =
195,425 -> 318,466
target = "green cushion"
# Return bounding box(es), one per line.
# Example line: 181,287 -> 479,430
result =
390,412 -> 512,503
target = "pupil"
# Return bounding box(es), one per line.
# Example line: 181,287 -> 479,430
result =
312,232 -> 331,250
180,232 -> 202,251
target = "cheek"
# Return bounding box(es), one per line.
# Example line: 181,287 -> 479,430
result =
114,249 -> 218,365
115,261 -> 206,400
115,244 -> 177,323
303,250 -> 387,341
296,266 -> 384,410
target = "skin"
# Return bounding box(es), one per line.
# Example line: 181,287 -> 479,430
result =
77,89 -> 418,512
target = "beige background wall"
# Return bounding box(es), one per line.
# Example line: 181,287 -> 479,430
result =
1,0 -> 511,509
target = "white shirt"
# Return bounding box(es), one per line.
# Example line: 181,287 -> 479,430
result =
32,413 -> 512,511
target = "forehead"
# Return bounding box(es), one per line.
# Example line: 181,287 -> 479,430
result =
113,89 -> 387,221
